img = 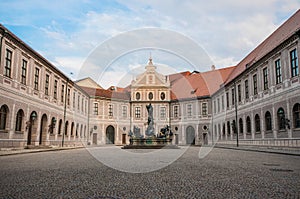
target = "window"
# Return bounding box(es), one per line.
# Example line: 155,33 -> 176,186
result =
217,98 -> 220,112
64,121 -> 69,136
81,98 -> 84,112
227,121 -> 231,135
135,107 -> 141,118
4,49 -> 12,77
226,92 -> 229,108
290,49 -> 298,77
160,92 -> 166,100
293,103 -> 300,128
122,106 -> 127,118
15,109 -> 24,132
67,89 -> 70,105
73,92 -> 76,108
237,84 -> 241,102
21,59 -> 27,84
187,104 -> 192,116
34,68 -> 39,90
148,92 -> 153,100
263,68 -> 268,90
277,108 -> 285,130
108,104 -> 113,116
54,80 -> 58,99
275,59 -> 282,84
231,88 -> 235,106
45,74 -> 49,95
77,95 -> 80,110
0,105 -> 8,130
255,114 -> 260,132
202,103 -> 207,116
93,103 -> 98,115
246,116 -> 251,134
239,118 -> 243,134
265,111 -> 272,131
160,107 -> 166,119
245,80 -> 249,99
174,105 -> 178,118
253,74 -> 257,95
136,92 -> 140,100
213,101 -> 216,113
61,85 -> 65,102
221,95 -> 224,110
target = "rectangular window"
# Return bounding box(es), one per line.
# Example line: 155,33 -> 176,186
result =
160,107 -> 166,119
54,80 -> 58,99
275,59 -> 282,84
290,49 -> 299,77
73,92 -> 76,108
67,89 -> 70,105
187,104 -> 192,116
253,74 -> 257,95
202,103 -> 207,116
21,59 -> 27,84
93,103 -> 98,115
217,98 -> 220,112
77,95 -> 80,110
245,80 -> 249,99
61,85 -> 65,102
263,68 -> 268,90
82,98 -> 84,112
34,68 -> 39,90
5,49 -> 12,77
173,105 -> 179,118
221,95 -> 224,110
108,104 -> 113,116
45,74 -> 49,95
231,88 -> 235,105
213,101 -> 216,113
135,107 -> 141,118
122,106 -> 127,118
238,84 -> 241,102
226,92 -> 229,108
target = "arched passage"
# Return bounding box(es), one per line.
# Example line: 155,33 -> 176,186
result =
186,126 -> 195,145
39,114 -> 48,145
106,125 -> 115,144
27,111 -> 38,145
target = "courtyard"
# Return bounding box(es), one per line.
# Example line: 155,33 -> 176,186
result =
0,146 -> 299,198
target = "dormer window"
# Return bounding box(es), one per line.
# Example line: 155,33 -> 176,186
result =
148,92 -> 153,100
160,92 -> 165,100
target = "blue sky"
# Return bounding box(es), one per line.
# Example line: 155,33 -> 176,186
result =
1,0 -> 299,88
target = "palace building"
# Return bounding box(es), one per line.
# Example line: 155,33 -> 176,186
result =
0,9 -> 299,148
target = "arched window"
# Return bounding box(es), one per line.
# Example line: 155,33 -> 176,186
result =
136,92 -> 140,100
222,124 -> 225,136
0,105 -> 9,130
76,124 -> 79,137
239,118 -> 243,134
58,119 -> 62,135
246,116 -> 251,134
227,121 -> 231,135
71,122 -> 74,136
293,103 -> 300,128
277,108 -> 285,130
65,121 -> 69,135
15,109 -> 24,132
265,111 -> 272,131
255,114 -> 260,132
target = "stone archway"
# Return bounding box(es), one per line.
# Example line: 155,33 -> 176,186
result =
27,111 -> 38,145
39,114 -> 48,145
186,126 -> 195,145
106,125 -> 115,144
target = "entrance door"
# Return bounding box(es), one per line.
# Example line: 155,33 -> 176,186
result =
186,126 -> 195,145
122,134 -> 126,145
106,125 -> 115,144
92,133 -> 97,145
175,134 -> 179,145
203,133 -> 208,145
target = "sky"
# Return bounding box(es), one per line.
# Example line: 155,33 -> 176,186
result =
0,0 -> 299,88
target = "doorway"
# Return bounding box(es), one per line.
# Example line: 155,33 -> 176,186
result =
106,125 -> 115,144
186,126 -> 195,145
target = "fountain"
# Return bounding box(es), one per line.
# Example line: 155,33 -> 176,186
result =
122,103 -> 179,149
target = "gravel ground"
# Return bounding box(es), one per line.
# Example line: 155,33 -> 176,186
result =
0,147 -> 299,199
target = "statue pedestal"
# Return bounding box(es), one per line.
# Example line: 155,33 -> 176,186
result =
122,137 -> 179,149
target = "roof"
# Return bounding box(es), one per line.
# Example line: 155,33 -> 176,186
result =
170,66 -> 235,100
225,9 -> 300,84
80,86 -> 130,100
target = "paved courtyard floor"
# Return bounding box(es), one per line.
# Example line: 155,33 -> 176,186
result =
0,146 -> 299,198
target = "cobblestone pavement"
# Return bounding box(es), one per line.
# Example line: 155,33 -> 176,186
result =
0,147 -> 299,198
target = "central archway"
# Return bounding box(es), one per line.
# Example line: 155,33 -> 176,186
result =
106,125 -> 115,144
186,126 -> 195,145
39,114 -> 48,145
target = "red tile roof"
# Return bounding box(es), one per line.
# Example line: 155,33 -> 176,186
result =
225,9 -> 300,84
80,86 -> 130,100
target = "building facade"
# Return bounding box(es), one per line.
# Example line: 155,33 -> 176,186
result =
0,9 -> 299,148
